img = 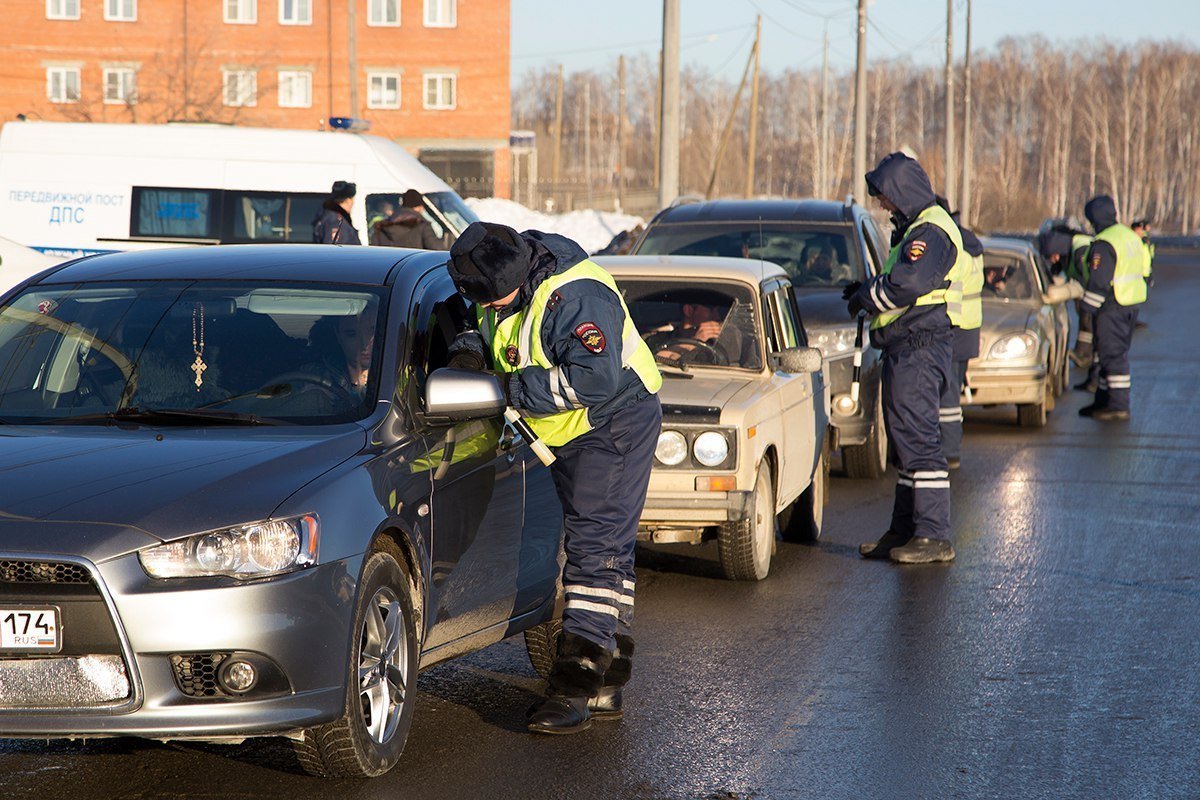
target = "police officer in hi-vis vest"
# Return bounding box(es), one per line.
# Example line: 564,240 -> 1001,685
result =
1037,224 -> 1096,379
936,197 -> 984,470
846,153 -> 965,564
447,222 -> 663,734
1079,196 -> 1146,421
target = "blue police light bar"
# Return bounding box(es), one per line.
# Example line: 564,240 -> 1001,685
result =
328,117 -> 372,132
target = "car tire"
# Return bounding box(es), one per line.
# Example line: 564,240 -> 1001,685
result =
718,462 -> 775,581
843,391 -> 888,479
523,618 -> 562,680
779,436 -> 828,543
294,550 -> 419,778
1017,375 -> 1050,428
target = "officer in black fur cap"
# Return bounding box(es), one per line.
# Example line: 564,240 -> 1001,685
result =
312,180 -> 361,245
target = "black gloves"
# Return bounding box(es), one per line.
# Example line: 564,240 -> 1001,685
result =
842,280 -> 864,318
841,280 -> 863,301
846,295 -> 864,319
446,330 -> 489,372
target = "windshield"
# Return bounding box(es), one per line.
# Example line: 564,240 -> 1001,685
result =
636,222 -> 863,287
0,281 -> 388,425
617,279 -> 762,370
425,191 -> 479,238
982,254 -> 1036,302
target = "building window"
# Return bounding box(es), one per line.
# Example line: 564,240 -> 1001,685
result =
224,0 -> 256,23
223,70 -> 258,107
424,0 -> 456,27
47,67 -> 81,104
367,72 -> 400,109
423,73 -> 456,110
277,70 -> 312,108
368,0 -> 399,26
103,68 -> 137,104
279,0 -> 310,24
46,0 -> 80,19
104,0 -> 136,21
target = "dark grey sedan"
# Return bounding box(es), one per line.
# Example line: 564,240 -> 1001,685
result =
0,245 -> 561,777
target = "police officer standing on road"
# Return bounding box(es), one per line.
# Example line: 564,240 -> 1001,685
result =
936,197 -> 984,470
1131,218 -> 1154,330
312,180 -> 361,245
846,153 -> 965,564
447,222 -> 663,734
1079,196 -> 1146,421
1037,223 -> 1097,383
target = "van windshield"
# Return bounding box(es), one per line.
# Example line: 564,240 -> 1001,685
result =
425,191 -> 478,237
0,281 -> 388,425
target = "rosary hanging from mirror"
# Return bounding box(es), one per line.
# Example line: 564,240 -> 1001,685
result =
191,302 -> 207,390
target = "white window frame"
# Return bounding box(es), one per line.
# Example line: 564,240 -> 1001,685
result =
367,72 -> 401,110
277,70 -> 312,108
104,0 -> 137,22
103,67 -> 137,105
423,0 -> 456,28
422,72 -> 456,110
46,0 -> 80,20
368,0 -> 399,27
222,69 -> 258,107
278,0 -> 311,25
47,67 -> 81,104
224,0 -> 257,24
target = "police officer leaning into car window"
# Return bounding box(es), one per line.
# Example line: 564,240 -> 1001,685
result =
1078,195 -> 1146,422
446,221 -> 663,734
1038,223 -> 1096,380
843,153 -> 966,564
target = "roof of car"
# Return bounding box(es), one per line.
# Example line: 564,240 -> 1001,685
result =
595,254 -> 788,284
34,244 -> 428,285
651,198 -> 856,225
979,236 -> 1036,257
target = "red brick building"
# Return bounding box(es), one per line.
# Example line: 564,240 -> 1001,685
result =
0,0 -> 511,197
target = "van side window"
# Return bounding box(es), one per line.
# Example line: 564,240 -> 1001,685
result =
222,190 -> 325,243
132,188 -> 218,239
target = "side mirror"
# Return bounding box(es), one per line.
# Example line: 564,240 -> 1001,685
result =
774,346 -> 824,374
1043,280 -> 1083,305
424,368 -> 506,424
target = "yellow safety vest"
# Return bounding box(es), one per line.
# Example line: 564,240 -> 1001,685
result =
1069,234 -> 1094,284
1093,224 -> 1147,306
478,260 -> 662,448
872,204 -> 968,330
1142,240 -> 1155,278
959,251 -> 984,330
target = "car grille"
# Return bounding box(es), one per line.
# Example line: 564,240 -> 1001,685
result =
171,653 -> 231,698
0,560 -> 92,586
661,405 -> 722,424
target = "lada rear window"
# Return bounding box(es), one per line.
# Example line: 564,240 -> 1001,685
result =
617,279 -> 762,371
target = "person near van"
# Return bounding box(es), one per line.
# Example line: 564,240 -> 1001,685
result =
312,181 -> 361,245
370,190 -> 446,250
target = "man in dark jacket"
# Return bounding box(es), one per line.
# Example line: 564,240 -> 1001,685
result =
448,222 -> 662,734
846,153 -> 959,564
312,180 -> 361,245
370,189 -> 447,250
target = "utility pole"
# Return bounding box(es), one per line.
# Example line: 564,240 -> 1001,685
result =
943,0 -> 955,207
182,0 -> 189,120
853,0 -> 868,202
744,14 -> 762,199
552,65 -> 564,187
326,0 -> 334,119
348,0 -> 358,117
820,21 -> 830,198
653,49 -> 662,191
658,0 -> 681,209
960,0 -> 973,224
705,33 -> 756,198
618,54 -> 627,211
584,80 -> 592,203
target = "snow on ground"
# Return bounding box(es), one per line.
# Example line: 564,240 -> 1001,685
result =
465,198 -> 643,254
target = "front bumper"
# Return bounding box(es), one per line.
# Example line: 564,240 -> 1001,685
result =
638,490 -> 752,543
965,363 -> 1046,405
0,552 -> 361,739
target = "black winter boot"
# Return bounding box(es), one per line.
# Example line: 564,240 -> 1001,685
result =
589,634 -> 633,721
859,530 -> 911,559
527,633 -> 612,735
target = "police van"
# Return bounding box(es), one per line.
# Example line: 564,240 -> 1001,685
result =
0,121 -> 478,259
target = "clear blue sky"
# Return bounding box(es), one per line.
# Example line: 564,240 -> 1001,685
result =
511,0 -> 1200,81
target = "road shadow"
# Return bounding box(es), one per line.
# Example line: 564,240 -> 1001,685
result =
635,541 -> 728,581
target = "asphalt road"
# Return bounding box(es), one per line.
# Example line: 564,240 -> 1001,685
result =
4,254 -> 1198,800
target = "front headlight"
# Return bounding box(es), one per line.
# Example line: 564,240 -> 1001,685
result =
139,514 -> 320,579
693,431 -> 730,467
810,325 -> 857,359
655,430 -> 688,466
988,332 -> 1039,361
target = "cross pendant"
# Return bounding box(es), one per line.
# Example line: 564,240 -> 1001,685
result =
191,355 -> 207,389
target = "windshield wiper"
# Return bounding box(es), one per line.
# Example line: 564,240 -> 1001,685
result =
653,356 -> 694,378
52,407 -> 285,426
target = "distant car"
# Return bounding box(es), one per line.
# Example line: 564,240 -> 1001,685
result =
597,255 -> 830,581
632,198 -> 890,478
966,236 -> 1077,427
0,245 -> 563,778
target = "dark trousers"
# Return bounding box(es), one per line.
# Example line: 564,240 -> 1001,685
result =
939,358 -> 969,461
1094,306 -> 1137,412
1074,301 -> 1095,363
882,336 -> 953,542
550,394 -> 661,651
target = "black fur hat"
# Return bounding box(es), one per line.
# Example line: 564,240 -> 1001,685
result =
329,180 -> 356,201
448,222 -> 533,303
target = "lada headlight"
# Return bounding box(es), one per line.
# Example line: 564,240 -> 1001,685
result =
989,332 -> 1038,361
140,514 -> 320,579
693,431 -> 730,467
655,430 -> 688,466
810,325 -> 857,359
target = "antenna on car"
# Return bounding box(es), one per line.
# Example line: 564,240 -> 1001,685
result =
757,215 -> 766,284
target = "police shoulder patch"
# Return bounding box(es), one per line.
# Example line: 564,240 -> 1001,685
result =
906,239 -> 927,261
1092,253 -> 1102,267
574,322 -> 607,353
504,344 -> 520,366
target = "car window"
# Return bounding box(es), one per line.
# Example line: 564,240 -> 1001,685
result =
405,272 -> 477,404
982,254 -> 1036,301
860,219 -> 883,278
222,190 -> 326,243
366,192 -> 449,241
617,278 -> 762,370
766,287 -> 800,351
636,222 -> 863,287
0,281 -> 387,424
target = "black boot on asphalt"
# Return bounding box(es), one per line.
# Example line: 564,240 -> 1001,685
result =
1074,379 -> 1098,392
859,530 -> 911,559
1092,408 -> 1131,422
889,537 -> 955,564
1079,404 -> 1098,417
588,634 -> 633,721
528,632 -> 612,735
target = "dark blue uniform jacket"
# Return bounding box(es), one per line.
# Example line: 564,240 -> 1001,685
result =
1082,195 -> 1120,313
312,203 -> 361,245
498,231 -> 650,430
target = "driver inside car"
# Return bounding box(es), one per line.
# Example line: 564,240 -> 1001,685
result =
302,307 -> 378,399
641,290 -> 745,366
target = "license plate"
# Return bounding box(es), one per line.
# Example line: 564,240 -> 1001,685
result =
0,607 -> 61,652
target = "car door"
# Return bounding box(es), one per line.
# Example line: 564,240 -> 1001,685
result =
762,280 -> 818,509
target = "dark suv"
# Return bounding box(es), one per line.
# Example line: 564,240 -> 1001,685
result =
633,198 -> 890,478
